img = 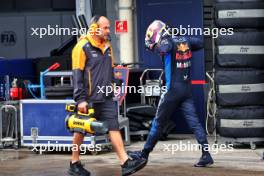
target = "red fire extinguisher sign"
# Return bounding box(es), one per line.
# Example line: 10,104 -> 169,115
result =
115,20 -> 128,33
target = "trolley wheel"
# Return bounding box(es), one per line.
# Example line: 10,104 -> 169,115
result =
30,146 -> 42,154
225,141 -> 231,146
13,145 -> 19,150
91,150 -> 98,155
213,143 -> 219,149
13,141 -> 19,150
103,145 -> 112,151
250,142 -> 256,150
32,148 -> 40,154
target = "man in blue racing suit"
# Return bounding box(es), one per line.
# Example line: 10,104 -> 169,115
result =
128,20 -> 214,167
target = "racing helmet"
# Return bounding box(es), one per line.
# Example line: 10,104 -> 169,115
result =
145,20 -> 168,50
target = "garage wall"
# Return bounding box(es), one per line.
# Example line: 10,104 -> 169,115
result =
0,12 -> 74,59
0,0 -> 75,12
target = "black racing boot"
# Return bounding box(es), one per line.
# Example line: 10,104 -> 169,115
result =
194,152 -> 214,167
121,158 -> 147,176
127,149 -> 149,160
68,161 -> 91,176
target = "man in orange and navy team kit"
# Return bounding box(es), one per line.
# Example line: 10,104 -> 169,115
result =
69,15 -> 147,176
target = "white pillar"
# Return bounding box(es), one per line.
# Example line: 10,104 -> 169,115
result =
118,0 -> 134,64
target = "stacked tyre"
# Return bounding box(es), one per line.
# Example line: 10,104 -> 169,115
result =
45,85 -> 73,99
214,0 -> 264,138
126,105 -> 176,140
126,105 -> 156,132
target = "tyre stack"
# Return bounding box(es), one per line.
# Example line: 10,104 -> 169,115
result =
45,85 -> 73,99
126,105 -> 155,132
126,105 -> 176,140
214,0 -> 264,139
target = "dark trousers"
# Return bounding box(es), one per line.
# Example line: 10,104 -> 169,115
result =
144,82 -> 208,153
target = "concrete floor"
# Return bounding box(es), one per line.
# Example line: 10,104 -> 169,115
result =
0,135 -> 264,176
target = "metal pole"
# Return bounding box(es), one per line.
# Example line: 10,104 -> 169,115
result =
76,0 -> 92,25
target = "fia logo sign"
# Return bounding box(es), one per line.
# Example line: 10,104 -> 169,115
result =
1,31 -> 17,46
